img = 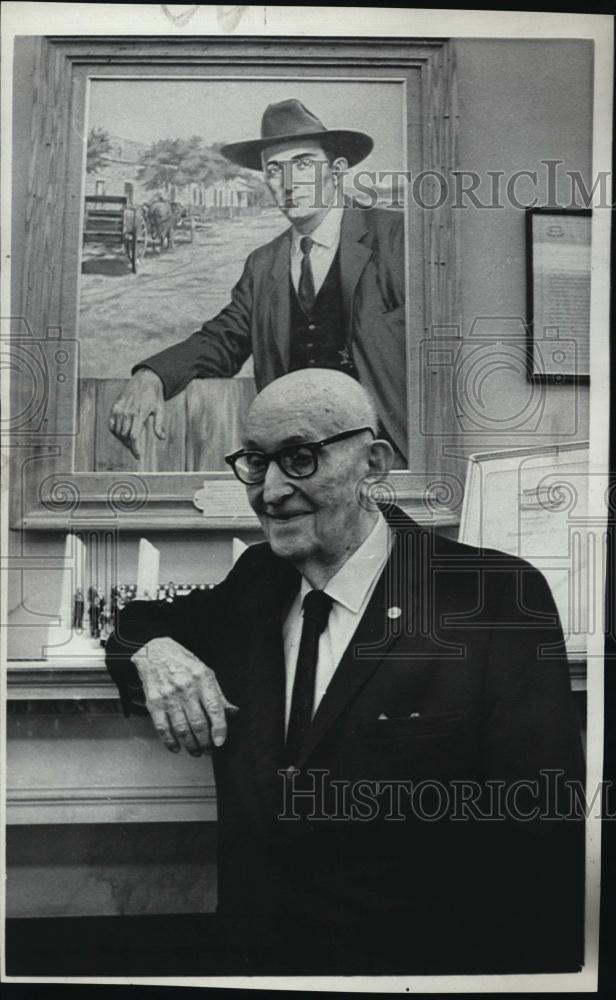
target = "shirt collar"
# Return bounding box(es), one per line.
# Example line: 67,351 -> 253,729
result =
299,514 -> 391,615
291,206 -> 344,254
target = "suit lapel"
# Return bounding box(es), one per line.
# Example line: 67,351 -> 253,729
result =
265,229 -> 292,368
240,509 -> 425,791
242,559 -> 299,806
297,520 -> 416,767
339,206 -> 372,333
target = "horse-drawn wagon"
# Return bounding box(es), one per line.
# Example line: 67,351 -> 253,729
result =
82,195 -> 148,273
144,199 -> 195,253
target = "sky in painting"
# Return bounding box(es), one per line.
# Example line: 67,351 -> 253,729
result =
88,77 -> 405,176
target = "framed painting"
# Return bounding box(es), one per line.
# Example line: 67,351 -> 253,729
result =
9,35 -> 459,531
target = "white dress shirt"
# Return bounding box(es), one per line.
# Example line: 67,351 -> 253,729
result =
290,207 -> 344,297
282,514 -> 392,731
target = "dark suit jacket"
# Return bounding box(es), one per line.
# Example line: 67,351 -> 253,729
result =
106,507 -> 585,975
137,205 -> 407,458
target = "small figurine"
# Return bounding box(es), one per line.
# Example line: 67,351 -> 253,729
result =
72,587 -> 85,630
87,585 -> 97,637
91,586 -> 106,638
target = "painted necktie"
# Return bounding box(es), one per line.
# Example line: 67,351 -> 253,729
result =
298,235 -> 316,314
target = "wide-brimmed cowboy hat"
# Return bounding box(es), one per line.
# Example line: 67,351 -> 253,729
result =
220,99 -> 374,171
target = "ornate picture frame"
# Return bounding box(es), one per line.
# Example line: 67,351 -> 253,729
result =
9,35 -> 459,532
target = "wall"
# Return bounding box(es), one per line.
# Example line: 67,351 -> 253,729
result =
439,39 -> 592,492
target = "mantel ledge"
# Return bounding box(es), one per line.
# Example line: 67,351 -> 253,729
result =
7,659 -> 115,700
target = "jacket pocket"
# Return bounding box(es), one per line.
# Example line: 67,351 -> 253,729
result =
381,303 -> 405,331
358,711 -> 466,740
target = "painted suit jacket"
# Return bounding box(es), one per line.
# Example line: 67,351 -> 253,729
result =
136,205 -> 407,458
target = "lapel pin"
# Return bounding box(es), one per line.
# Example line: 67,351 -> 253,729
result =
387,606 -> 402,620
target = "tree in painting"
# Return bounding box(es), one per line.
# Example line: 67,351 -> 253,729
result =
136,135 -> 266,198
86,127 -> 113,175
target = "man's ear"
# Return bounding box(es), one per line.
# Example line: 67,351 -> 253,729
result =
331,156 -> 348,178
367,438 -> 395,477
357,439 -> 395,512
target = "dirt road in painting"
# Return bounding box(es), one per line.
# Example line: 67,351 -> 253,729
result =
79,209 -> 286,379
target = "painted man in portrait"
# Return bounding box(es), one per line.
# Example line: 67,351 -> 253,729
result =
109,99 -> 407,464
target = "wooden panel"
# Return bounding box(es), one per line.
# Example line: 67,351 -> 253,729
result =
140,390 -> 187,473
19,39 -> 72,349
74,378 -> 97,471
78,379 -> 187,472
185,378 -> 257,472
424,43 -> 459,330
94,379 -> 139,472
417,42 -> 460,485
10,38 -> 77,524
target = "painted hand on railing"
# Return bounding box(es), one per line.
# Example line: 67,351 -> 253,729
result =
109,368 -> 166,460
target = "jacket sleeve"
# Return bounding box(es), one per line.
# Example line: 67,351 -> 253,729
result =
105,586 -> 224,717
482,561 -> 584,783
479,561 -> 585,970
104,540 -> 261,717
378,209 -> 406,313
133,251 -> 256,399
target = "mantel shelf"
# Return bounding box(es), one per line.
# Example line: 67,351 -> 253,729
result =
7,655 -> 588,701
8,659 -> 114,700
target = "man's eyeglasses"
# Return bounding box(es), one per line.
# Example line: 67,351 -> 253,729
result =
265,157 -> 330,180
225,426 -> 375,485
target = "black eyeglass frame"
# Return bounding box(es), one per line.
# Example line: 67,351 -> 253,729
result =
225,426 -> 376,484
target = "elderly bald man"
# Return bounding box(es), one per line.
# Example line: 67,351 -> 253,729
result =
106,369 -> 584,976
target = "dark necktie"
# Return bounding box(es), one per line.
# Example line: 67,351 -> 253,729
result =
285,589 -> 333,765
298,235 -> 316,315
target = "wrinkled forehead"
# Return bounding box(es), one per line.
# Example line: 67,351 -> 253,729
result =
261,139 -> 327,167
242,400 -> 341,450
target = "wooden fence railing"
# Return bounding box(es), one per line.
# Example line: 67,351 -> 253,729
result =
74,377 -> 257,472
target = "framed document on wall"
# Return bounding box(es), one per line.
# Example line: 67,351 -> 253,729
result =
526,207 -> 591,382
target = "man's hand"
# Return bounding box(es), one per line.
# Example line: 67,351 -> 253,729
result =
132,637 -> 238,756
109,369 -> 166,460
